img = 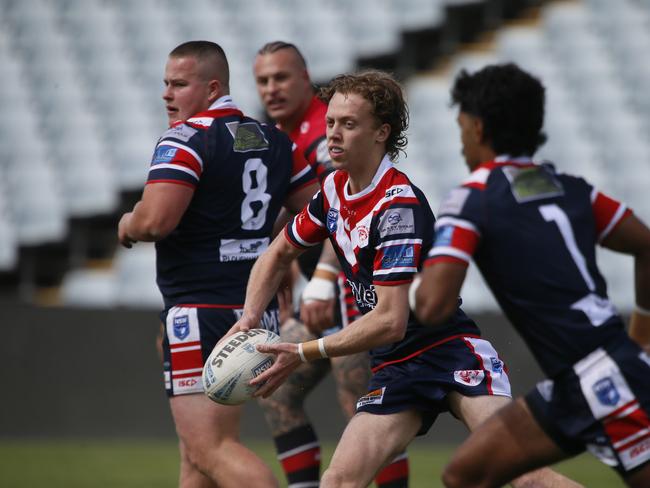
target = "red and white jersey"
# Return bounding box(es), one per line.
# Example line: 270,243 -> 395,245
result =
285,155 -> 481,367
286,96 -> 332,182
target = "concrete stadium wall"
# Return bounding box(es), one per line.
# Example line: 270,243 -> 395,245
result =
0,301 -> 548,442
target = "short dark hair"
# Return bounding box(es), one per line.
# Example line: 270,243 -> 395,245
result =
451,63 -> 547,156
257,41 -> 307,69
169,40 -> 229,89
320,70 -> 409,161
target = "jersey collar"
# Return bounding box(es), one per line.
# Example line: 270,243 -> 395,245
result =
344,154 -> 394,200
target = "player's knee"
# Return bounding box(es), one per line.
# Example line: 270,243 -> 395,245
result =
321,466 -> 356,488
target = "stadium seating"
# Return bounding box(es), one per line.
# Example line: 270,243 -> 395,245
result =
0,0 -> 646,312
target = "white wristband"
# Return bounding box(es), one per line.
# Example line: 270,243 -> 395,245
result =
302,276 -> 336,302
298,343 -> 307,363
318,337 -> 328,358
316,263 -> 339,275
408,275 -> 422,312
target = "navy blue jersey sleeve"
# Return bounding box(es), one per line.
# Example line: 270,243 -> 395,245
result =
147,123 -> 204,188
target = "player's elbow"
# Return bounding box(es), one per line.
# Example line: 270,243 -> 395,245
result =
136,217 -> 175,241
415,291 -> 456,326
379,310 -> 409,343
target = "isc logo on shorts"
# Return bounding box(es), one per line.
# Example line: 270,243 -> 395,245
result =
357,387 -> 386,408
454,370 -> 485,386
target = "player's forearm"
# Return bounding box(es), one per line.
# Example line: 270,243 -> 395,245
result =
243,235 -> 302,322
126,201 -> 173,242
300,291 -> 409,360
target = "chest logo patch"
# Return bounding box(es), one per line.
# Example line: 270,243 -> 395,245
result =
327,208 -> 339,233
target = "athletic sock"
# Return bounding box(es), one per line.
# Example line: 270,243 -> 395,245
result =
375,452 -> 409,488
274,424 -> 321,487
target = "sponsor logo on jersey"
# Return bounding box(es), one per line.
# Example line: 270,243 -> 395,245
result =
385,187 -> 403,198
229,122 -> 269,152
357,225 -> 369,247
163,124 -> 197,142
593,377 -> 620,406
379,208 -> 415,237
327,208 -> 339,233
503,165 -> 564,203
438,187 -> 470,216
152,146 -> 178,165
187,116 -> 214,127
173,315 -> 190,340
357,387 -> 386,408
434,225 -> 454,247
300,121 -> 310,134
381,245 -> 415,269
454,369 -> 485,386
348,280 -> 377,309
220,238 -> 270,262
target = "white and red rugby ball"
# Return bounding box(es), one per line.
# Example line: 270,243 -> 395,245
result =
202,328 -> 280,405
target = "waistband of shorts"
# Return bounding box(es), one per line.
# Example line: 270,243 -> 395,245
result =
371,333 -> 482,373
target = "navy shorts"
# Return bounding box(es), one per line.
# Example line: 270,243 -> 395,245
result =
526,332 -> 650,475
161,305 -> 280,396
356,336 -> 512,435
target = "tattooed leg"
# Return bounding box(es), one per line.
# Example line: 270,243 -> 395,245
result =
258,318 -> 330,486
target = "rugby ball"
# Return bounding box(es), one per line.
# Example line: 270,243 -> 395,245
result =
202,328 -> 280,405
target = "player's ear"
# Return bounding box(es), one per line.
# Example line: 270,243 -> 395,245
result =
376,123 -> 391,144
207,79 -> 222,103
473,116 -> 485,144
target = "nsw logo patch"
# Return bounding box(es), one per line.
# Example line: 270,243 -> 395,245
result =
327,208 -> 339,233
173,315 -> 190,341
593,377 -> 620,407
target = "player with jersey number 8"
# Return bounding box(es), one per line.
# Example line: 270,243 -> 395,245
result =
410,63 -> 650,487
225,69 -> 579,488
117,40 -> 317,487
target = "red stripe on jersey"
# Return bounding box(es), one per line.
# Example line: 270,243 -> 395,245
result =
171,348 -> 203,372
375,458 -> 409,484
146,179 -> 196,189
424,256 -> 469,267
292,208 -> 327,245
371,333 -> 481,373
592,192 -> 631,237
463,181 -> 486,190
449,225 -> 480,254
280,446 -> 320,473
284,226 -> 308,249
168,147 -> 202,177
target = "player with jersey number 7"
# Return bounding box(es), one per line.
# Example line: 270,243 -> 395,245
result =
117,40 -> 318,488
225,69 -> 579,488
410,63 -> 650,488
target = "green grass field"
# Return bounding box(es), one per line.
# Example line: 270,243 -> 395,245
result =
0,438 -> 625,487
